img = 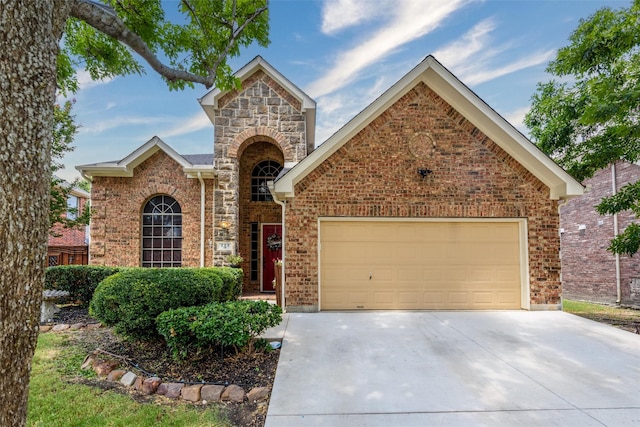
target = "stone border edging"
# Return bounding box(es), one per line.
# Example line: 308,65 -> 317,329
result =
41,323 -> 271,404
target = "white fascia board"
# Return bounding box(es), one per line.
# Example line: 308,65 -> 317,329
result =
275,56 -> 583,199
183,167 -> 216,179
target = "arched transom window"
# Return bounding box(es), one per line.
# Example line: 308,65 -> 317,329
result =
141,195 -> 182,267
251,160 -> 282,201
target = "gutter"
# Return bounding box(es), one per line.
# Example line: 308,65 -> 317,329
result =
268,181 -> 286,312
612,164 -> 621,304
197,172 -> 205,268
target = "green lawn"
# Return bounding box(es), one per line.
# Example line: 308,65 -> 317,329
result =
563,299 -> 640,333
28,333 -> 230,427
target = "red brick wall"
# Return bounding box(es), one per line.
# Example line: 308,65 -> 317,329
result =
48,196 -> 88,247
560,161 -> 640,304
90,151 -> 214,267
284,83 -> 561,309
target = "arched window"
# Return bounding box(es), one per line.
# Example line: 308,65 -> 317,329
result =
141,195 -> 182,267
251,160 -> 282,201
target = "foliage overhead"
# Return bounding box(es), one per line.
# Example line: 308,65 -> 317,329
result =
525,0 -> 640,256
60,0 -> 270,93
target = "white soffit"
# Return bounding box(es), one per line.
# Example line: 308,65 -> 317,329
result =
274,55 -> 583,200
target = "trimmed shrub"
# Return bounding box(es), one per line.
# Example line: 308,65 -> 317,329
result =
215,267 -> 243,300
44,265 -> 120,306
156,300 -> 282,360
89,267 -> 236,340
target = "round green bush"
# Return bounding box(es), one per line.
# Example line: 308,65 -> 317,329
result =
89,267 -> 227,340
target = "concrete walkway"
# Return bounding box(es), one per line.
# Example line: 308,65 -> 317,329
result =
265,311 -> 640,426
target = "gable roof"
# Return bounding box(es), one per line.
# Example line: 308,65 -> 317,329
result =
272,55 -> 584,201
199,55 -> 317,155
76,136 -> 215,180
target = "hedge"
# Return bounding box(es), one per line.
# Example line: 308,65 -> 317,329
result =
156,300 -> 282,359
44,265 -> 121,307
89,267 -> 241,340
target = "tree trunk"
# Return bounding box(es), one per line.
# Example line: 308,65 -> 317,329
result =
0,2 -> 59,426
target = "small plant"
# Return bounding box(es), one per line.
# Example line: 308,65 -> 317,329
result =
226,254 -> 244,267
157,300 -> 283,360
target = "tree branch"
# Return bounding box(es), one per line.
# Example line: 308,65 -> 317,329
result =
70,0 -> 214,87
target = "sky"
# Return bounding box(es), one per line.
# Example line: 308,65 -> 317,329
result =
60,0 -> 630,182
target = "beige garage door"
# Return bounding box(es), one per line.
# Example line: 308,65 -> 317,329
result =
320,220 -> 522,310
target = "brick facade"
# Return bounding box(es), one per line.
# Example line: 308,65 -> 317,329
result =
560,162 -> 640,305
89,151 -> 214,267
284,83 -> 561,310
48,191 -> 89,267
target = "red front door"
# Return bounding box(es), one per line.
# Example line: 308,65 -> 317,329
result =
262,224 -> 282,292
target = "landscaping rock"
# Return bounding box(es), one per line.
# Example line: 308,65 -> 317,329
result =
80,353 -> 97,370
164,382 -> 184,399
156,382 -> 169,395
247,387 -> 270,402
142,377 -> 162,395
120,371 -> 138,387
39,325 -> 52,333
70,322 -> 86,330
107,369 -> 126,382
93,359 -> 119,377
200,384 -> 225,402
180,384 -> 203,402
134,376 -> 144,391
52,324 -> 70,332
85,323 -> 102,330
221,384 -> 245,403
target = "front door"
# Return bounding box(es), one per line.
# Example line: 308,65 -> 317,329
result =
261,224 -> 282,292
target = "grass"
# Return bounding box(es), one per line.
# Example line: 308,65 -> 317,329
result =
563,299 -> 640,333
27,333 -> 230,427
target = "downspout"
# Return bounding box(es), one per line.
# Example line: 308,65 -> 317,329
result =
270,183 -> 286,312
197,172 -> 205,268
611,163 -> 621,304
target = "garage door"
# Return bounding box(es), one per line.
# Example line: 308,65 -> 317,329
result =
320,220 -> 523,310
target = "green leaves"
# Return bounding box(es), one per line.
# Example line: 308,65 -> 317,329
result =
525,0 -> 640,255
157,300 -> 282,360
89,267 -> 241,340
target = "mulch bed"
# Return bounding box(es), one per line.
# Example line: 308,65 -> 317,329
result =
56,306 -> 280,427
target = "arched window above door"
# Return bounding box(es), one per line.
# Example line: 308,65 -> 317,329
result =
141,195 -> 182,267
251,160 -> 282,201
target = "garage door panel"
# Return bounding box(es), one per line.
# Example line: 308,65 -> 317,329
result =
320,221 -> 522,310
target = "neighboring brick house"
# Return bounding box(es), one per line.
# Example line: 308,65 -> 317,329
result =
78,55 -> 584,311
560,162 -> 640,306
47,185 -> 90,267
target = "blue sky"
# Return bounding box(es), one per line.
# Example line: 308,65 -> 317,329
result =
61,0 -> 628,182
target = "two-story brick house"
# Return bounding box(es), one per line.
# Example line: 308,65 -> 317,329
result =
78,55 -> 583,312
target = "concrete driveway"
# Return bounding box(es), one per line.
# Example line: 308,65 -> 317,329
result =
265,311 -> 640,426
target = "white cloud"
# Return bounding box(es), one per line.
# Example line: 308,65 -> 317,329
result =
161,112 -> 211,138
432,19 -> 496,68
433,19 -> 555,86
503,106 -> 531,134
76,69 -> 115,91
321,0 -> 393,34
308,0 -> 469,98
79,115 -> 166,134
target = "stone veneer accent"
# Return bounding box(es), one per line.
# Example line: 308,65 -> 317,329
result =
284,82 -> 562,310
213,69 -> 308,266
560,161 -> 640,305
90,151 -> 214,267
